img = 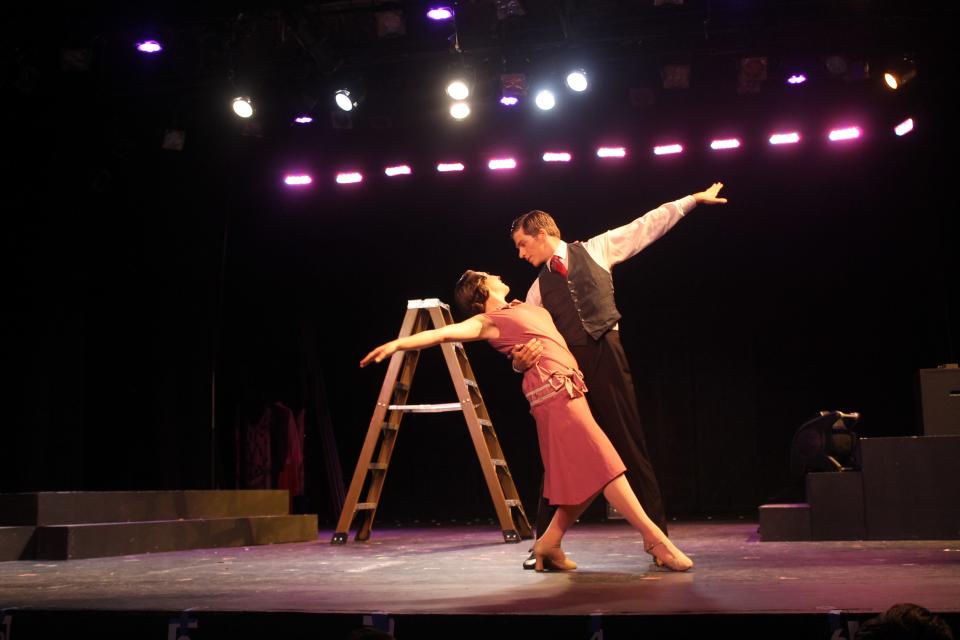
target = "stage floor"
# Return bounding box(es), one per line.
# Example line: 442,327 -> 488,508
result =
2,520 -> 958,617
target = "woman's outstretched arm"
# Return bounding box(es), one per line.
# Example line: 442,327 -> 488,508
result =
360,314 -> 498,367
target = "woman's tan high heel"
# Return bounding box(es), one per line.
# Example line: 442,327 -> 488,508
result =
533,541 -> 578,572
644,539 -> 694,572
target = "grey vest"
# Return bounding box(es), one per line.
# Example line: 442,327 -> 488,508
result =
538,242 -> 622,345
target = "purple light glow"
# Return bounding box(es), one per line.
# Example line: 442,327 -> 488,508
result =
136,40 -> 162,53
787,74 -> 807,84
385,165 -> 412,177
500,96 -> 519,106
284,175 -> 313,186
542,152 -> 572,162
294,115 -> 313,124
426,7 -> 454,20
769,132 -> 801,145
596,147 -> 627,158
488,158 -> 517,171
437,162 -> 465,173
710,138 -> 741,150
336,172 -> 363,184
653,144 -> 683,156
828,126 -> 862,142
895,118 -> 915,137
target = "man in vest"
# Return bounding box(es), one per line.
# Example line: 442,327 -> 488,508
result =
510,182 -> 728,569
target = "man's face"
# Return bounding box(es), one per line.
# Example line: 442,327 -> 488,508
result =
512,228 -> 552,267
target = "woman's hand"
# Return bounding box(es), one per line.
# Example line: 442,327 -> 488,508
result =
360,340 -> 399,367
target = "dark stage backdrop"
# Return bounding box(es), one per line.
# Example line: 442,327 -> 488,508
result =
6,31 -> 957,526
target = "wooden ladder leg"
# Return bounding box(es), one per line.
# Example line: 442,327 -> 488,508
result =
331,308 -> 426,544
431,306 -> 532,542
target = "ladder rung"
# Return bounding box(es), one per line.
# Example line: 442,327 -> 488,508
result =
369,463 -> 387,470
389,403 -> 463,413
356,502 -> 377,510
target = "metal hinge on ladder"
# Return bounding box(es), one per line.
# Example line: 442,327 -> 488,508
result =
331,298 -> 532,545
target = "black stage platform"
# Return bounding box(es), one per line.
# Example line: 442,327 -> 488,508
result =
2,520 -> 959,639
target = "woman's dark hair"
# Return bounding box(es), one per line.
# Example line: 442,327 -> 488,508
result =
454,270 -> 489,316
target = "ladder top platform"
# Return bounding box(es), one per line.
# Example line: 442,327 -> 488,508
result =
407,298 -> 449,310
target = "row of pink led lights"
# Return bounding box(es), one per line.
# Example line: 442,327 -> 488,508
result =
284,118 -> 915,187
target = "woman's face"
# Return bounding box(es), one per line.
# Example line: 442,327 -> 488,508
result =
480,272 -> 510,298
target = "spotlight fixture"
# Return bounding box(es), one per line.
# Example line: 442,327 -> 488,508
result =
488,157 -> 517,171
450,102 -> 471,120
769,132 -> 801,145
336,172 -> 363,184
894,118 -> 914,137
596,146 -> 626,158
294,115 -> 314,124
426,6 -> 454,21
232,96 -> 254,118
710,138 -> 741,150
653,144 -> 683,156
738,57 -> 768,94
786,73 -> 807,85
500,73 -> 527,104
828,126 -> 861,142
534,90 -> 556,110
565,69 -> 588,92
437,162 -> 465,173
542,151 -> 572,162
284,174 -> 313,187
446,80 -> 470,100
661,64 -> 691,90
136,40 -> 162,54
883,57 -> 917,90
334,89 -> 358,112
385,165 -> 412,177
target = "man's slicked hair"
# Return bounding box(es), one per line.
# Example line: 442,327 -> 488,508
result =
510,210 -> 561,239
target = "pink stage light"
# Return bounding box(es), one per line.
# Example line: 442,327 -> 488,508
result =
488,158 -> 517,170
787,74 -> 807,84
596,147 -> 626,158
828,126 -> 862,142
136,40 -> 162,53
542,152 -> 572,162
336,172 -> 363,184
653,144 -> 683,156
500,96 -> 519,106
769,132 -> 801,145
294,115 -> 314,124
284,175 -> 313,186
437,162 -> 465,173
895,118 -> 915,137
385,165 -> 412,177
710,138 -> 741,150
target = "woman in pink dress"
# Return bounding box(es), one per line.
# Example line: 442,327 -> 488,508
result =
360,271 -> 693,572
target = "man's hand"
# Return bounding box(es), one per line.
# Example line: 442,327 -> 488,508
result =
510,338 -> 543,372
693,182 -> 728,204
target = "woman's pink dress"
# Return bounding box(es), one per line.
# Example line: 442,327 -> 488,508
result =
482,301 -> 626,505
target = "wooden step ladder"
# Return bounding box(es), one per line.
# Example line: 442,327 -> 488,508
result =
332,298 -> 532,544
